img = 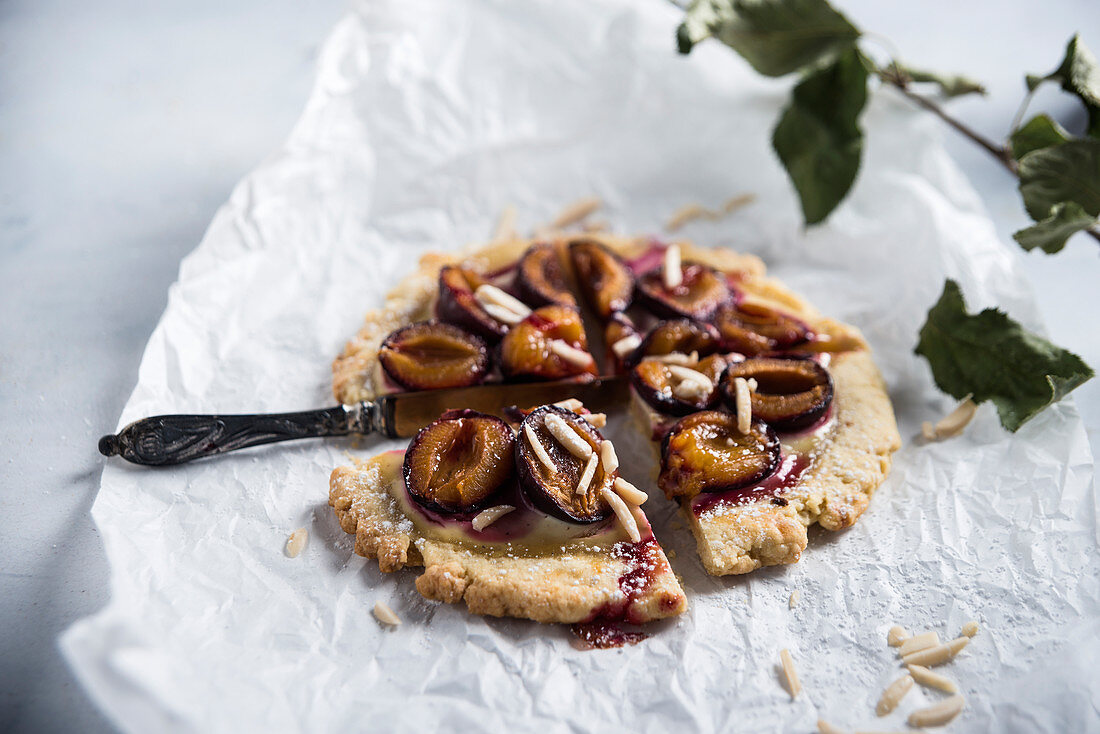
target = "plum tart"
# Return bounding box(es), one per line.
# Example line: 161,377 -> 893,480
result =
329,403 -> 687,626
333,232 -> 899,585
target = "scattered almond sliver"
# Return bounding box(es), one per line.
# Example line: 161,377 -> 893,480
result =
600,440 -> 620,474
472,504 -> 515,531
601,487 -> 641,542
648,351 -> 698,365
923,394 -> 977,441
549,339 -> 593,368
663,243 -> 683,289
373,601 -> 402,626
816,721 -> 849,734
907,695 -> 965,727
575,452 -> 599,496
544,413 -> 593,459
788,590 -> 800,609
961,620 -> 980,638
474,284 -> 531,319
613,476 -> 648,505
667,364 -> 713,390
553,398 -> 583,412
664,194 -> 756,231
887,625 -> 910,647
875,674 -> 913,716
551,196 -> 601,229
611,334 -> 642,359
779,649 -> 801,699
481,302 -> 526,325
902,636 -> 969,667
733,376 -> 752,434
582,412 -> 607,429
907,664 -> 958,694
285,528 -> 308,558
898,630 -> 939,656
524,423 -> 556,471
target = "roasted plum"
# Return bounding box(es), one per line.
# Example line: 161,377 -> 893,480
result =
720,357 -> 833,431
714,302 -> 811,355
436,265 -> 509,342
516,243 -> 576,308
658,411 -> 780,499
378,321 -> 490,391
515,406 -> 612,522
631,354 -> 730,416
499,305 -> 598,381
625,319 -> 721,368
569,238 -> 634,319
403,409 -> 515,513
636,260 -> 730,321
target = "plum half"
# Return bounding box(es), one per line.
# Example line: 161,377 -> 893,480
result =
569,238 -> 634,319
436,265 -> 509,342
636,261 -> 730,321
720,357 -> 833,431
378,321 -> 490,391
403,409 -> 515,513
659,411 -> 780,499
516,243 -> 576,308
516,406 -> 612,522
625,319 -> 722,368
631,354 -> 730,416
499,304 -> 598,381
713,302 -> 811,355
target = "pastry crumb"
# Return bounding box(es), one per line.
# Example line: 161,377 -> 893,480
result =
961,620 -> 980,638
285,528 -> 308,558
788,590 -> 800,608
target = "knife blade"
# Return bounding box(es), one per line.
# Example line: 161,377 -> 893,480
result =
98,376 -> 629,466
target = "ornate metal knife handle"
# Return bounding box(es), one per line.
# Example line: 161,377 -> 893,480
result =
98,403 -> 380,466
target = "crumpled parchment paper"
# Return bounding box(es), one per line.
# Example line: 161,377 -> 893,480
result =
63,1 -> 1100,732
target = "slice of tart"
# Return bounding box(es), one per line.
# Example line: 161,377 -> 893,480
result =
329,402 -> 687,625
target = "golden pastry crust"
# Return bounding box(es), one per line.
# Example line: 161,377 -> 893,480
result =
683,350 -> 900,575
329,457 -> 688,624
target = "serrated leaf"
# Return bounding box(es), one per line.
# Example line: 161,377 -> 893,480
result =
915,279 -> 1093,432
1017,139 -> 1100,220
1010,114 -> 1070,159
772,48 -> 868,224
677,0 -> 860,77
896,64 -> 985,98
1028,34 -> 1100,137
1012,202 -> 1097,253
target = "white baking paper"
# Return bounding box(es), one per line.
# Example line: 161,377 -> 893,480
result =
63,1 -> 1100,732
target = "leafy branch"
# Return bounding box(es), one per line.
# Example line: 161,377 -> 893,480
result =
676,0 -> 1096,431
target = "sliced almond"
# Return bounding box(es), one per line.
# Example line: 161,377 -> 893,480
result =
733,376 -> 752,434
960,620 -> 980,638
474,284 -> 531,318
600,440 -> 620,474
722,193 -> 755,214
471,504 -> 515,531
613,476 -> 648,505
816,721 -> 849,734
582,412 -> 607,429
575,452 -> 599,495
481,302 -> 526,325
544,413 -> 593,459
553,398 -> 584,412
551,196 -> 601,228
667,364 -> 713,390
925,394 -> 977,440
611,334 -> 642,359
779,648 -> 801,699
663,243 -> 683,289
524,423 -> 556,471
549,339 -> 594,368
907,695 -> 965,728
284,528 -> 308,558
373,601 -> 402,626
898,630 -> 940,656
887,625 -> 910,647
601,487 -> 641,542
875,674 -> 913,716
902,636 -> 969,667
666,203 -> 710,232
648,351 -> 699,366
907,664 -> 958,694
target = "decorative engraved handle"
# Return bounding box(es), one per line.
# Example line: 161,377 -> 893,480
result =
98,403 -> 380,466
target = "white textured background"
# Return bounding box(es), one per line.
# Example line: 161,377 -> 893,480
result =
2,0 -> 1099,731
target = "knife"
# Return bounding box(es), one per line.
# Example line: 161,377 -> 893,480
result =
97,376 -> 629,466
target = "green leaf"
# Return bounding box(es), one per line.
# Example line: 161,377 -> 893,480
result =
1012,202 -> 1097,253
1010,114 -> 1070,159
915,279 -> 1093,432
1017,139 -> 1100,220
895,64 -> 985,98
676,0 -> 860,78
772,48 -> 869,224
1028,34 -> 1100,137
